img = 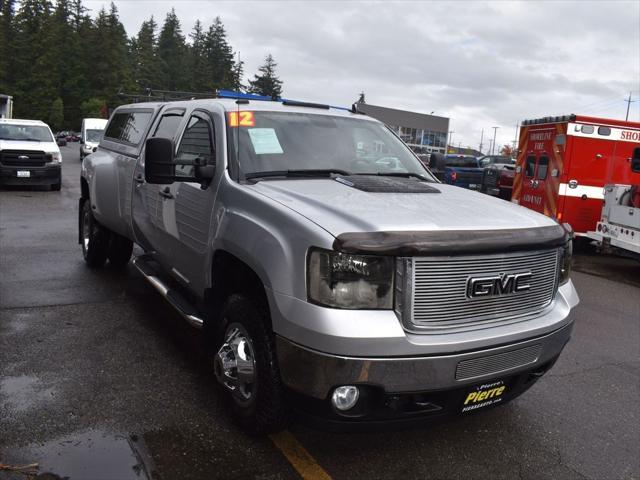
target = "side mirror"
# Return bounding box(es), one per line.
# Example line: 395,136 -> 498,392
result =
145,137 -> 215,186
145,137 -> 175,184
632,148 -> 640,173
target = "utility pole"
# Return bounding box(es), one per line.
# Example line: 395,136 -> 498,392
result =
447,131 -> 454,154
491,126 -> 499,155
625,91 -> 632,121
513,121 -> 519,158
479,128 -> 484,154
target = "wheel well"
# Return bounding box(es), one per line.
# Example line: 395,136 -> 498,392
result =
207,251 -> 271,327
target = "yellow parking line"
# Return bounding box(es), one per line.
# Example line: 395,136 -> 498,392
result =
269,430 -> 332,480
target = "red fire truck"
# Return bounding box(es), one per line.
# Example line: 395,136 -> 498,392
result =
512,114 -> 640,235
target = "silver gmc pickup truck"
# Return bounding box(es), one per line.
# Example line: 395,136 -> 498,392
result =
79,97 -> 579,432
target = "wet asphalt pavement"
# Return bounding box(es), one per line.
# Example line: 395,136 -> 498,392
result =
1,145 -> 639,480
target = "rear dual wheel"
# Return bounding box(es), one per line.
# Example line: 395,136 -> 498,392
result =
80,199 -> 133,268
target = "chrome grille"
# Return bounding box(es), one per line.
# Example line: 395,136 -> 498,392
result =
408,249 -> 559,332
455,344 -> 542,380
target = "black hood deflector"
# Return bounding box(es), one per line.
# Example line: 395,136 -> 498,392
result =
333,224 -> 570,256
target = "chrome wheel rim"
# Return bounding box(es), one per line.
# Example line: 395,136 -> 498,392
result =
82,207 -> 91,252
214,323 -> 257,404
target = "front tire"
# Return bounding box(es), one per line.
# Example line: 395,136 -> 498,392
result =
212,294 -> 290,434
107,232 -> 133,268
51,176 -> 61,191
80,199 -> 109,268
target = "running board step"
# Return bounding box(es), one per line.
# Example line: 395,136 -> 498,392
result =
133,254 -> 204,329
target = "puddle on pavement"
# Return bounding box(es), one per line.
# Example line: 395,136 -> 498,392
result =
0,375 -> 55,413
1,430 -> 157,480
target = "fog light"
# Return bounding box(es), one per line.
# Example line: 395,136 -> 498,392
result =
331,385 -> 359,411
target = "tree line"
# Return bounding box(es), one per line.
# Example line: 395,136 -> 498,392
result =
0,0 -> 284,130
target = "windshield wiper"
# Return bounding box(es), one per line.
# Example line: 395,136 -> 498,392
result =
356,172 -> 432,182
23,138 -> 42,142
245,169 -> 350,180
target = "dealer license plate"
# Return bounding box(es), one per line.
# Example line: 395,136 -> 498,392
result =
17,170 -> 31,178
461,380 -> 507,412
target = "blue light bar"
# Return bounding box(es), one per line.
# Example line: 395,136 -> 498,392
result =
217,89 -> 350,111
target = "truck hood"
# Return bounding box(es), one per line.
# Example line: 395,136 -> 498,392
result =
0,140 -> 59,153
250,178 -> 557,236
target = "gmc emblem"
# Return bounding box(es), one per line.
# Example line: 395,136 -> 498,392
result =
466,272 -> 532,298
18,155 -> 30,160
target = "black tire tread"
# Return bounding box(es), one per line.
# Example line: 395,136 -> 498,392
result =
107,232 -> 133,267
219,294 -> 290,434
81,199 -> 109,268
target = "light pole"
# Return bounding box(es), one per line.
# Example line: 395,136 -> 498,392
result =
479,128 -> 484,154
491,126 -> 499,155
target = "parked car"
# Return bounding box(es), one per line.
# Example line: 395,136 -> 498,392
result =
430,153 -> 483,190
480,156 -> 516,200
79,97 -> 577,433
66,131 -> 80,142
0,118 -> 62,190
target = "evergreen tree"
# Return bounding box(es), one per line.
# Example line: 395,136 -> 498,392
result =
189,19 -> 211,92
248,54 -> 283,98
49,97 -> 64,130
89,4 -> 133,108
132,16 -> 161,91
50,0 -> 88,127
0,0 -> 17,93
205,17 -> 236,90
157,8 -> 188,91
11,0 -> 58,120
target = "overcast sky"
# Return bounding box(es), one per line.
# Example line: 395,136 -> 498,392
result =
86,0 -> 640,151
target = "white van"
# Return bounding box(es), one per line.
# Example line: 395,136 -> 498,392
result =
80,118 -> 108,160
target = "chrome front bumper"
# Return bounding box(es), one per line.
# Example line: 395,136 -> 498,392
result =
276,320 -> 573,400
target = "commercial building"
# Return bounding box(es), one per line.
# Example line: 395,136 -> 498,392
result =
356,101 -> 449,154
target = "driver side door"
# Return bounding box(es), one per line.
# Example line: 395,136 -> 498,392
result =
153,111 -> 218,295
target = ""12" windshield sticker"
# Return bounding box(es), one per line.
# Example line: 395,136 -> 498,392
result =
228,111 -> 255,127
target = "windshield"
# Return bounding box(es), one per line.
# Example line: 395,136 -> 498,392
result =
0,124 -> 53,142
227,111 -> 435,180
85,129 -> 103,143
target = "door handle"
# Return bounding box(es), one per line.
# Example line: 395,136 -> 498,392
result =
134,173 -> 145,184
159,187 -> 174,199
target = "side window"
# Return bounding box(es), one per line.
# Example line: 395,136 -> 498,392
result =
537,155 -> 549,180
581,125 -> 594,134
152,112 -> 184,139
104,111 -> 152,145
175,115 -> 214,177
525,155 -> 536,177
597,126 -> 611,136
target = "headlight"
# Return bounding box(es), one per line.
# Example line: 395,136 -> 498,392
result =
46,152 -> 62,163
559,239 -> 572,285
307,249 -> 394,309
